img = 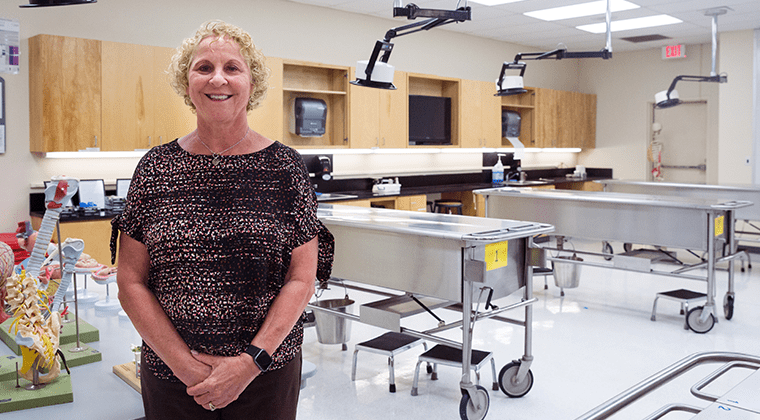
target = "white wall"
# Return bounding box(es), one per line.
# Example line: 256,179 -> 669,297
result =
718,30 -> 755,184
0,0 -> 755,232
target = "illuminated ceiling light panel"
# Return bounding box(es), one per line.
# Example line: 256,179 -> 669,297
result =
469,0 -> 525,5
577,14 -> 682,33
525,0 -> 638,21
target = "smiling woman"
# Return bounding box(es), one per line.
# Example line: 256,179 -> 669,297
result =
110,20 -> 334,420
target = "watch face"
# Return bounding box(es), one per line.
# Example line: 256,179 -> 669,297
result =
247,345 -> 272,371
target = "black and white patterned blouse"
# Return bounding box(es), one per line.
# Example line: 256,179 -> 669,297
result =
110,139 -> 333,381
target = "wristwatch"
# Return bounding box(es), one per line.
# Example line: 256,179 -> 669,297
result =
244,345 -> 273,372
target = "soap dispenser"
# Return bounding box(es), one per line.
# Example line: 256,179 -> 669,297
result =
492,154 -> 505,184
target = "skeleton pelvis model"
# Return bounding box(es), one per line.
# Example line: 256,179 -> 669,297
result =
5,238 -> 84,383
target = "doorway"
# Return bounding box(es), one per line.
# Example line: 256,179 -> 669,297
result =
649,100 -> 708,183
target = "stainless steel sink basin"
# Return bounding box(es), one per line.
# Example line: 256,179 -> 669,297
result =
316,193 -> 359,202
501,180 -> 549,187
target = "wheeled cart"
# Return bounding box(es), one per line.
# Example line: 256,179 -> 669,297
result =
576,351 -> 760,419
475,187 -> 751,333
310,204 -> 554,420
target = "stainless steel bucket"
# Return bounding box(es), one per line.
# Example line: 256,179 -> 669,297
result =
553,254 -> 583,289
312,298 -> 354,344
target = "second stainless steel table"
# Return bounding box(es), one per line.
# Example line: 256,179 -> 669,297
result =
474,187 -> 751,333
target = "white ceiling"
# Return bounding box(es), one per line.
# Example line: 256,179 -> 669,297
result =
287,0 -> 760,53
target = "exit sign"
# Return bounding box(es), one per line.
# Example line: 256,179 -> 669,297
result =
662,44 -> 686,59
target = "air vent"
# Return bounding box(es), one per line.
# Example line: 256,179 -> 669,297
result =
620,34 -> 671,43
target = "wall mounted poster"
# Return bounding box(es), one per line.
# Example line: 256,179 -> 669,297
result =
0,18 -> 20,75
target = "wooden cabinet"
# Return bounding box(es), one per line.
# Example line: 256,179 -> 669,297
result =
279,59 -> 349,148
29,35 -> 102,152
349,68 -> 408,149
30,35 -> 196,152
534,88 -> 596,148
336,194 -> 427,211
395,194 -> 427,212
500,87 -> 536,148
407,73 -> 460,147
101,43 -> 196,151
460,79 -> 501,148
248,56 -> 284,142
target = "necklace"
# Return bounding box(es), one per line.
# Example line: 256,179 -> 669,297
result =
194,127 -> 250,166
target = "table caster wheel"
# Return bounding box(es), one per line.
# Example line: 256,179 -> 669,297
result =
498,360 -> 534,398
687,306 -> 715,334
459,385 -> 489,420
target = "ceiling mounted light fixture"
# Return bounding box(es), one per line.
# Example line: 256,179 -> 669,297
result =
352,1 -> 471,90
495,0 -> 613,96
20,0 -> 96,7
654,7 -> 730,109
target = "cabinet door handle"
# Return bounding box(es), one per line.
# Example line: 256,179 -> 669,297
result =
93,135 -> 98,148
148,136 -> 152,147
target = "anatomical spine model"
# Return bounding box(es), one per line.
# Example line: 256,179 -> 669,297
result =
4,176 -> 81,384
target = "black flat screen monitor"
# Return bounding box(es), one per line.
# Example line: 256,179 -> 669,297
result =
408,95 -> 451,146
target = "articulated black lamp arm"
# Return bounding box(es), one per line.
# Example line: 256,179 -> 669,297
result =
665,74 -> 728,97
514,47 -> 612,62
393,4 -> 471,21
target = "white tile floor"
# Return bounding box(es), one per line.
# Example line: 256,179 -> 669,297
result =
3,240 -> 760,420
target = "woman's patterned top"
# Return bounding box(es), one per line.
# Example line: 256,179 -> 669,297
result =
110,139 -> 333,381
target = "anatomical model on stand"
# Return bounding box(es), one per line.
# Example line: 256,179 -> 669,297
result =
4,176 -> 81,385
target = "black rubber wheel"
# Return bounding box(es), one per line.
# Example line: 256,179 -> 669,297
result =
459,385 -> 489,420
623,243 -> 633,253
686,306 -> 715,334
724,294 -> 735,320
498,361 -> 534,398
602,241 -> 613,261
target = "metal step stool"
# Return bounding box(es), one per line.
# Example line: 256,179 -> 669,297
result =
651,288 -> 707,329
411,344 -> 497,396
352,332 -> 427,393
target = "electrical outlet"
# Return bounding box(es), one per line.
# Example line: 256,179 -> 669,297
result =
745,156 -> 751,166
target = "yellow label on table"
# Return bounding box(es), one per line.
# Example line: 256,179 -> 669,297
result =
715,215 -> 724,236
485,241 -> 509,271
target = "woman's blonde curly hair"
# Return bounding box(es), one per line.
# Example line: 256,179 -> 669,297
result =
168,20 -> 270,113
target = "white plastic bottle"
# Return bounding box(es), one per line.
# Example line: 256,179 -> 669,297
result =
492,154 -> 505,184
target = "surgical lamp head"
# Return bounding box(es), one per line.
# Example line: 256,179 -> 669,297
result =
495,61 -> 527,97
654,74 -> 727,109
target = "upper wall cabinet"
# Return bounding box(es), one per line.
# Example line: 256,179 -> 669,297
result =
535,87 -> 596,148
460,79 -> 501,148
101,42 -> 195,151
349,68 -> 408,149
279,59 -> 349,148
30,35 -> 196,152
29,35 -> 102,152
248,56 -> 284,142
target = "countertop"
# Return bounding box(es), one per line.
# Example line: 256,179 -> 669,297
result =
324,176 -> 610,202
30,168 -> 612,221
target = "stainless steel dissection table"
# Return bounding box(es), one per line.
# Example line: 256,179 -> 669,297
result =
311,204 -> 554,420
474,187 -> 751,333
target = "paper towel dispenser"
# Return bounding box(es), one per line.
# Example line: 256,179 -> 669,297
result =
289,98 -> 327,137
502,110 -> 521,138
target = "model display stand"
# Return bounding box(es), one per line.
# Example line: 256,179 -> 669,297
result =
0,354 -> 23,381
0,372 -> 73,413
64,267 -> 101,304
0,316 -> 99,356
113,362 -> 141,394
